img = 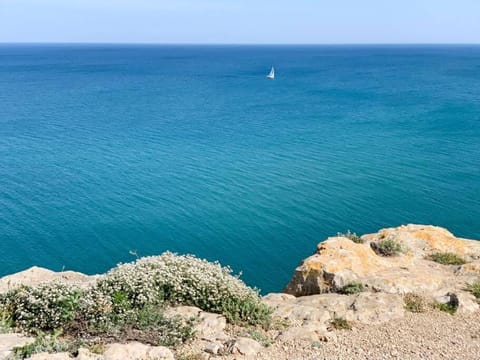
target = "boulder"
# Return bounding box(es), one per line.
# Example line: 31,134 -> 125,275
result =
346,292 -> 405,325
284,237 -> 387,295
165,306 -> 227,339
204,341 -> 223,355
76,348 -> 103,360
293,293 -> 355,319
0,333 -> 35,360
232,337 -> 262,357
103,342 -> 174,360
277,322 -> 336,343
0,267 -> 93,293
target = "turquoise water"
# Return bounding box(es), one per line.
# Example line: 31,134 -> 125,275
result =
1,45 -> 479,293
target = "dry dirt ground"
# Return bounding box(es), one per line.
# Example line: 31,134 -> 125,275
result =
251,309 -> 480,360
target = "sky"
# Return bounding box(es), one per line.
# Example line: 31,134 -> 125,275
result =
1,0 -> 479,44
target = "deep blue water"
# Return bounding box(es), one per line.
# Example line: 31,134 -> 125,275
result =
0,44 -> 479,293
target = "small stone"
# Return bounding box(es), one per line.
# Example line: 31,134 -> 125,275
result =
76,348 -> 103,360
0,333 -> 35,359
204,342 -> 223,355
232,337 -> 262,357
103,342 -> 174,360
214,332 -> 230,341
196,312 -> 227,337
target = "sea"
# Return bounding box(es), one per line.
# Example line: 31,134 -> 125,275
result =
0,44 -> 479,293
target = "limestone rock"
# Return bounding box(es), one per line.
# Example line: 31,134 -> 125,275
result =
196,312 -> 227,337
27,353 -> 72,360
433,290 -> 479,314
165,306 -> 227,339
164,305 -> 202,318
103,342 -> 174,360
456,291 -> 480,313
0,333 -> 35,360
284,224 -> 480,300
364,224 -> 480,260
347,292 -> 404,325
262,293 -> 296,306
270,302 -> 331,326
204,341 -> 223,355
284,236 -> 387,295
456,260 -> 480,275
277,322 -> 336,343
232,337 -> 262,357
0,266 -> 93,293
293,293 -> 355,319
278,224 -> 480,332
76,348 -> 103,360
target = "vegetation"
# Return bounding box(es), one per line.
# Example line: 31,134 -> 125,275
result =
0,253 -> 272,352
432,301 -> 457,315
427,252 -> 466,265
94,252 -> 272,328
467,280 -> 480,299
329,317 -> 351,330
371,239 -> 403,256
404,293 -> 426,313
97,305 -> 196,347
338,230 -> 364,244
12,331 -> 78,359
175,352 -> 207,360
244,329 -> 273,347
338,282 -> 364,295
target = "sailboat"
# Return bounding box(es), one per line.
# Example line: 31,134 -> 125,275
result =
267,66 -> 275,79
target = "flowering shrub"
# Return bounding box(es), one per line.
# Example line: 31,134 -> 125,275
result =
0,283 -> 82,331
95,252 -> 271,326
0,252 -> 271,336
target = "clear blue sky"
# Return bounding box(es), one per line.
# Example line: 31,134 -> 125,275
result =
1,0 -> 479,44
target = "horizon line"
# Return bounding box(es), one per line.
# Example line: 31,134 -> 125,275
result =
1,42 -> 480,46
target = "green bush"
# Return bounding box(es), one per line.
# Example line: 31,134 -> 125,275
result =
12,330 -> 78,359
337,282 -> 364,295
427,252 -> 466,265
404,293 -> 426,313
329,317 -> 351,330
371,239 -> 403,256
338,230 -> 364,244
100,305 -> 196,347
244,329 -> 273,347
467,281 -> 480,299
432,301 -> 457,315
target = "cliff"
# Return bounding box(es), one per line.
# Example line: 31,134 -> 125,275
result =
0,224 -> 479,360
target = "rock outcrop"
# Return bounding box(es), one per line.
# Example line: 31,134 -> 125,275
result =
284,225 -> 480,305
103,343 -> 174,360
263,224 -> 480,344
0,266 -> 94,294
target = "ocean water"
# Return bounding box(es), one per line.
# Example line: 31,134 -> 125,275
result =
0,44 -> 479,293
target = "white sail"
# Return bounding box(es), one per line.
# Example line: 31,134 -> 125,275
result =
267,66 -> 275,79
